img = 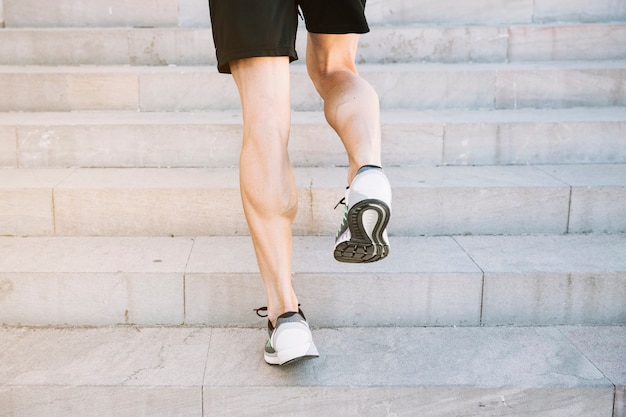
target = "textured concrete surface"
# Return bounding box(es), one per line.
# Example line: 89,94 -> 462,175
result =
442,109 -> 626,165
0,125 -> 16,167
0,168 -> 71,236
186,236 -> 483,327
0,109 -> 623,168
562,326 -> 626,417
51,167 -> 245,236
1,235 -> 624,326
367,0 -> 535,25
1,62 -> 625,112
2,0 -> 211,28
4,24 -> 625,66
539,164 -> 626,233
0,326 -> 620,417
533,0 -> 626,23
3,0 -> 180,27
494,63 -> 626,110
0,28 -> 215,66
0,237 -> 193,325
3,165 -> 611,236
4,0 -> 624,27
0,68 -> 140,112
508,24 -> 626,61
456,234 -> 626,325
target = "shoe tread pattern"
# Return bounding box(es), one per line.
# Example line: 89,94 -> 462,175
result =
334,198 -> 390,263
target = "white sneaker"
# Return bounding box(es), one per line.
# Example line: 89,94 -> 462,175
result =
259,309 -> 319,366
334,167 -> 392,263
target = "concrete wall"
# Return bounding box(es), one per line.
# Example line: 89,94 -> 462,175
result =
1,0 -> 210,27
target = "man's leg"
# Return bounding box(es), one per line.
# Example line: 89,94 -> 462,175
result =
306,33 -> 382,184
306,33 -> 392,263
230,56 -> 299,326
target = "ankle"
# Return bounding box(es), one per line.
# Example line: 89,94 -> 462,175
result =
356,164 -> 382,175
267,302 -> 300,326
348,164 -> 383,185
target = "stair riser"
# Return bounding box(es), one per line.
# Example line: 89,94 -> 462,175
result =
205,388 -> 614,417
370,0 -> 626,25
2,119 -> 625,168
0,386 -> 613,417
2,0 -> 206,28
481,272 -> 626,326
2,25 -> 625,66
0,387 -> 201,417
1,66 -> 624,112
443,120 -> 626,166
0,125 -> 15,166
3,187 -> 569,236
1,121 -> 440,168
0,272 -> 184,326
0,72 -> 141,112
0,271 -> 480,327
1,236 -> 624,327
2,166 -> 625,237
508,24 -> 626,62
186,272 -> 626,327
0,29 -> 215,66
4,0 -> 626,27
0,182 -> 575,236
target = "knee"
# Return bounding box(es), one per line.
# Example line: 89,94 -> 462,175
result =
307,62 -> 357,88
307,65 -> 361,100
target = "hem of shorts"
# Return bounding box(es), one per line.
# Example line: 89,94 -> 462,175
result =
305,25 -> 370,35
217,47 -> 298,74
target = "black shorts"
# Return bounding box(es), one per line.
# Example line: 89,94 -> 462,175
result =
209,0 -> 369,73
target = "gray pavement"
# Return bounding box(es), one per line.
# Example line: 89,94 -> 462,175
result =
0,325 -> 623,417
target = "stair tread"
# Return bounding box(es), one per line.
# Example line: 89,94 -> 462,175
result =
3,21 -> 625,30
1,107 -> 625,125
0,325 -> 621,415
2,60 -> 626,71
1,234 -> 624,274
0,325 -> 622,388
2,164 -> 624,189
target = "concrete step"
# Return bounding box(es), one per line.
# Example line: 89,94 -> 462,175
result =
369,0 -> 626,25
1,234 -> 624,326
1,108 -> 625,168
1,61 -> 624,112
1,0 -> 210,28
3,0 -> 625,28
0,27 -> 216,66
1,164 -> 625,237
2,23 -> 625,66
507,23 -> 626,62
0,325 -> 623,416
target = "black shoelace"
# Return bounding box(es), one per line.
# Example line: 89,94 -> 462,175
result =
253,305 -> 302,318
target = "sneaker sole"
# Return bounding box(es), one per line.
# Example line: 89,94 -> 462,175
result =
265,342 -> 320,366
334,198 -> 390,263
